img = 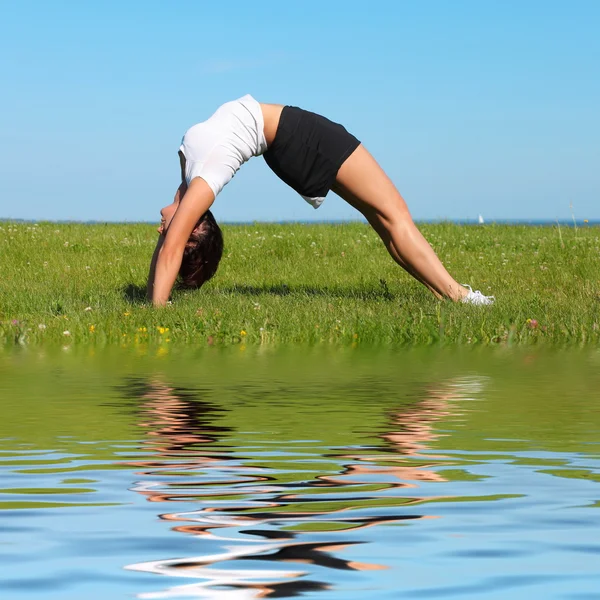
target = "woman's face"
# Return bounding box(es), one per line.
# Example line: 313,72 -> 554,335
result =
157,182 -> 186,235
158,199 -> 178,236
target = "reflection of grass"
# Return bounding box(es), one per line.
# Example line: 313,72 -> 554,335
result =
243,495 -> 429,515
284,521 -> 378,532
278,494 -> 526,532
282,483 -> 393,496
0,487 -> 95,494
243,493 -> 524,517
2,221 -> 599,347
436,469 -> 489,482
0,501 -> 121,510
538,469 -> 600,483
422,493 -> 524,504
15,463 -> 131,475
62,478 -> 97,484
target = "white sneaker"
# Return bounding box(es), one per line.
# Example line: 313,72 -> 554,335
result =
461,284 -> 495,306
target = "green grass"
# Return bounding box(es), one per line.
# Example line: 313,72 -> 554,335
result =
1,220 -> 599,347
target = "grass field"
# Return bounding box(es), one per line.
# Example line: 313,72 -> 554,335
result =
1,220 -> 599,348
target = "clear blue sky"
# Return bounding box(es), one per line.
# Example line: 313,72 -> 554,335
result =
1,0 -> 598,223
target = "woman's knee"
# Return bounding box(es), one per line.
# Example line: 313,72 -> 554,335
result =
376,206 -> 414,232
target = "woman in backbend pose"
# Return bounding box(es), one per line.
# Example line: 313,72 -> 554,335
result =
147,95 -> 494,306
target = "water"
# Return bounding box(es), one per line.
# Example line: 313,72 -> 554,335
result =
1,347 -> 599,599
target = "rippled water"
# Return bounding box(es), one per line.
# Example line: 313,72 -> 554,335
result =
1,347 -> 599,599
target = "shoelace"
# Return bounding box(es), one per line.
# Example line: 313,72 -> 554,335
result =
471,289 -> 495,301
461,284 -> 495,304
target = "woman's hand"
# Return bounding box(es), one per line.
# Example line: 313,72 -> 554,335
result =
151,177 -> 215,307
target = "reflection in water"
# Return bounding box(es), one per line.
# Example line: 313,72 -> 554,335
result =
339,377 -> 487,486
122,376 -> 486,598
3,348 -> 600,599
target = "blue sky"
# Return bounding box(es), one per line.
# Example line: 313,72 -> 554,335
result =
1,0 -> 598,223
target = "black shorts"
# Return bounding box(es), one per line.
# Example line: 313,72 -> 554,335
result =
263,106 -> 360,206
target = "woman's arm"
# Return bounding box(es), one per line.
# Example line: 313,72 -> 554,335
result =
146,236 -> 164,301
146,181 -> 187,300
152,177 -> 215,307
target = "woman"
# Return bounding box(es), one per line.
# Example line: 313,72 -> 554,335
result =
147,94 -> 494,306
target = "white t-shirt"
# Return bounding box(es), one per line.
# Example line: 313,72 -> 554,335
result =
179,94 -> 267,197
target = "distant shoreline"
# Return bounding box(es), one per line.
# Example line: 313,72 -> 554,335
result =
2,218 -> 599,227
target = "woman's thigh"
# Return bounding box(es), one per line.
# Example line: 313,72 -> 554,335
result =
334,144 -> 412,224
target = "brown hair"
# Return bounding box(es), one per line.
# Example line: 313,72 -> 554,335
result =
178,210 -> 223,289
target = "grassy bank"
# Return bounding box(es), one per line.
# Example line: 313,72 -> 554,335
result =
1,221 -> 599,347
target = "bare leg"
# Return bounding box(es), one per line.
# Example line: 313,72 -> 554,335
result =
334,145 -> 468,301
332,181 -> 438,294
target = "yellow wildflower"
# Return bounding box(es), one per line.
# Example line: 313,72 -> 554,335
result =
89,325 -> 96,333
240,330 -> 247,336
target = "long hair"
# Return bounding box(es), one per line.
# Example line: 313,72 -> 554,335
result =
178,210 -> 224,289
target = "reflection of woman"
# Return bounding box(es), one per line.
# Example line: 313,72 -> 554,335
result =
124,378 -> 227,455
384,382 -> 455,456
121,378 -> 234,508
147,95 -> 494,307
336,380 -> 464,486
124,379 -> 384,598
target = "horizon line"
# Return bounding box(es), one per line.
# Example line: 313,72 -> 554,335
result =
1,218 -> 598,227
